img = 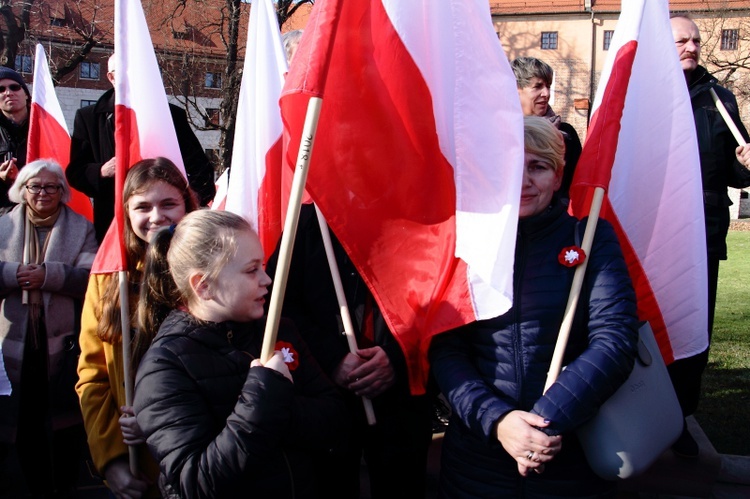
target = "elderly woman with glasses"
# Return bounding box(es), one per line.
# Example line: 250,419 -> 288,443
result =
0,158 -> 98,497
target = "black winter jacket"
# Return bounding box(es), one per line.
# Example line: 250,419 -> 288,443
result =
0,112 -> 28,213
558,121 -> 582,201
429,200 -> 638,497
133,310 -> 348,499
689,65 -> 750,259
266,204 -> 411,398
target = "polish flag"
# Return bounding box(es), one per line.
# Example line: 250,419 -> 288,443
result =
90,0 -> 187,273
211,169 -> 228,211
211,0 -> 286,261
569,0 -> 708,364
27,44 -> 93,221
281,0 -> 524,393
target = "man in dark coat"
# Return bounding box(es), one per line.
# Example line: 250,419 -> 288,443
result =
66,55 -> 216,242
266,204 -> 434,499
670,13 -> 750,457
0,67 -> 30,215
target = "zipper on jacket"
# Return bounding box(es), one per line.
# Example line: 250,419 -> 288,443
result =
282,450 -> 296,498
513,231 -> 527,402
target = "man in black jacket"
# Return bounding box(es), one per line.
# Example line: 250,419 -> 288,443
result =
0,67 -> 30,215
670,13 -> 750,457
266,205 -> 434,499
66,54 -> 216,242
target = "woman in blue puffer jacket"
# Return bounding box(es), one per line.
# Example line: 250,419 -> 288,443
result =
429,116 -> 639,498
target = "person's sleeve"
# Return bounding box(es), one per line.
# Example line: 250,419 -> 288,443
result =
66,108 -> 107,198
375,320 -> 409,389
170,105 -> 216,205
532,219 -> 639,435
75,275 -> 129,473
0,212 -> 21,296
135,345 -> 296,499
429,328 -> 517,442
42,216 -> 98,299
0,258 -> 20,297
277,320 -> 349,454
560,123 -> 582,197
719,89 -> 750,188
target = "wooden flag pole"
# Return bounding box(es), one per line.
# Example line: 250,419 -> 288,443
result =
261,97 -> 323,363
544,187 -> 605,392
314,205 -> 377,425
118,270 -> 138,474
22,218 -> 31,305
709,88 -> 748,147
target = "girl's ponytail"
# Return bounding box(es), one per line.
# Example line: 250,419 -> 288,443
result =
133,226 -> 179,368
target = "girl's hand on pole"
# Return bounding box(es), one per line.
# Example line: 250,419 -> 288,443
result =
119,406 -> 146,445
251,350 -> 292,383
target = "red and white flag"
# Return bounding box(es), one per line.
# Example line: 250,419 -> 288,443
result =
28,44 -> 93,221
569,0 -> 708,364
91,0 -> 187,273
212,0 -> 287,260
281,0 -> 524,393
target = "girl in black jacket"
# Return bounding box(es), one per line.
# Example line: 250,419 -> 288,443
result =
132,210 -> 348,498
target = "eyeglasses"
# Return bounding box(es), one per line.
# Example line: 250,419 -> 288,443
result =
0,84 -> 23,93
25,184 -> 62,195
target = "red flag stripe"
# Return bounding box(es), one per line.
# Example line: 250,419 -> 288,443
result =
281,0 -> 523,393
570,0 -> 707,363
28,44 -> 93,221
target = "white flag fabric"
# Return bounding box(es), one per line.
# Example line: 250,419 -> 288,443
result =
213,0 -> 287,260
92,0 -> 188,273
281,0 -> 524,392
570,0 -> 708,363
28,43 -> 93,220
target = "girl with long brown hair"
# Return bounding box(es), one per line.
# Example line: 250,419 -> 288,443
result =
76,157 -> 198,498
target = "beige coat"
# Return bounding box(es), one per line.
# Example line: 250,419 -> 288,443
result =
0,204 -> 97,442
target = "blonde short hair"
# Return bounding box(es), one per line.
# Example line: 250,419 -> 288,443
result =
523,116 -> 565,173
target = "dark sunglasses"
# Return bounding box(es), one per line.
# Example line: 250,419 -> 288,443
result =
0,84 -> 22,93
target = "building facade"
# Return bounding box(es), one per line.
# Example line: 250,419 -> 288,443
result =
12,0 -> 311,165
492,1 -> 750,137
490,0 -> 750,216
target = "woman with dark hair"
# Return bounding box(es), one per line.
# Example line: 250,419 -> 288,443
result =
76,157 -> 198,498
511,57 -> 583,203
0,158 -> 98,497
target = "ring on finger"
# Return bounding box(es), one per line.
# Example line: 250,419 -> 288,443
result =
526,451 -> 534,460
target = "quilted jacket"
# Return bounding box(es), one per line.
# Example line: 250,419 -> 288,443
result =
133,310 -> 348,499
429,200 -> 638,497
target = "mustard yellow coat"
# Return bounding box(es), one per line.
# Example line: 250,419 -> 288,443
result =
76,273 -> 159,495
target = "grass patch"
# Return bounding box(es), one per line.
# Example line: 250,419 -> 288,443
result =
693,230 -> 750,456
